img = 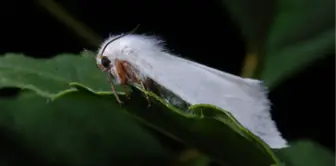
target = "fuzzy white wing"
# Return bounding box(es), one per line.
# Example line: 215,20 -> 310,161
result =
101,34 -> 288,149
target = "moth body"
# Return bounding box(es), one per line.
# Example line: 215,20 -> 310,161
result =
96,34 -> 288,149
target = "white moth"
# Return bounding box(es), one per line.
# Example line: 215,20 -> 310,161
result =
95,33 -> 288,149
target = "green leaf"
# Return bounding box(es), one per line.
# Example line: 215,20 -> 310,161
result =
275,140 -> 335,166
0,90 -> 172,166
70,83 -> 281,166
222,0 -> 335,88
0,54 -> 280,165
0,53 -> 123,98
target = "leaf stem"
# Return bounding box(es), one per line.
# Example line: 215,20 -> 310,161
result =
241,51 -> 259,78
240,42 -> 267,79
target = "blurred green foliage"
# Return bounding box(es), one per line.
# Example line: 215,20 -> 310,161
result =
222,0 -> 335,88
275,141 -> 335,166
0,0 -> 334,165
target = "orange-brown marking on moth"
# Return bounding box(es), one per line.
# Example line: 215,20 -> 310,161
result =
115,59 -> 128,85
116,59 -> 151,106
121,61 -> 141,84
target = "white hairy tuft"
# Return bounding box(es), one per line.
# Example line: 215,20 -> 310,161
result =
97,34 -> 288,149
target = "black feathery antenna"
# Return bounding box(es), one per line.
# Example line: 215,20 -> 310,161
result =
100,24 -> 140,55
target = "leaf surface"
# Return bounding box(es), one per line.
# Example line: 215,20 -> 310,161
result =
0,53 -> 121,97
0,90 -> 171,166
70,83 -> 280,166
0,54 -> 280,165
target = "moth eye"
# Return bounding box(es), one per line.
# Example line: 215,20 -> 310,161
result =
101,56 -> 111,68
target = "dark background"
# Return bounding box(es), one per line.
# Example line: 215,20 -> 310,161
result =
1,0 -> 334,152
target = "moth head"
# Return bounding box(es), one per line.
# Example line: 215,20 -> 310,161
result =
96,36 -> 120,72
96,54 -> 112,72
96,24 -> 140,73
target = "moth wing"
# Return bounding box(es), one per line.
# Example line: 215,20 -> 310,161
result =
102,34 -> 287,148
170,54 -> 268,100
128,53 -> 287,149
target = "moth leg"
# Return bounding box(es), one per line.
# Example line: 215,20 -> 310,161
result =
120,60 -> 151,106
121,85 -> 131,99
139,81 -> 151,107
115,60 -> 131,99
106,72 -> 123,104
